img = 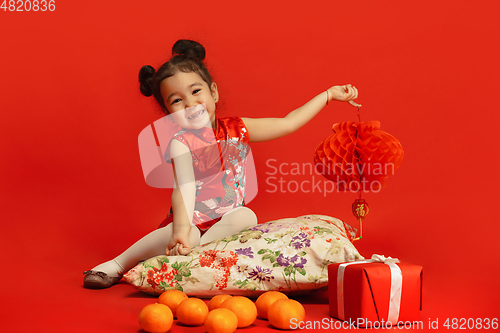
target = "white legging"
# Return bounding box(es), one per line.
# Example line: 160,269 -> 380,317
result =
111,206 -> 257,273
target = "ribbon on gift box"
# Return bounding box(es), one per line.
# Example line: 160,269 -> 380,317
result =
337,254 -> 403,324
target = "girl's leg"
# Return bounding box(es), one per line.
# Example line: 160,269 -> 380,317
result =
90,223 -> 201,277
199,207 -> 258,244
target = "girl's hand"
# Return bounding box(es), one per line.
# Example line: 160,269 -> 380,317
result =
166,234 -> 192,256
168,243 -> 187,256
328,84 -> 361,107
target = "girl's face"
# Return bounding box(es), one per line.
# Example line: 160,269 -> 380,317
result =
160,71 -> 219,129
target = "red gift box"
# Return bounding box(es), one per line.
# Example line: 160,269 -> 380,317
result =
328,255 -> 423,328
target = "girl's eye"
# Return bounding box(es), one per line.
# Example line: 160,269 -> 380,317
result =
171,98 -> 182,105
193,89 -> 201,94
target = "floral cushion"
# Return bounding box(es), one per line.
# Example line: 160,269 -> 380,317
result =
123,215 -> 364,297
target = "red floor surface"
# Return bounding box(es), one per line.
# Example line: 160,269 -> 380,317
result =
2,261 -> 498,332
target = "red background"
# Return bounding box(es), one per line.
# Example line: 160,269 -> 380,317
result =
1,0 -> 499,332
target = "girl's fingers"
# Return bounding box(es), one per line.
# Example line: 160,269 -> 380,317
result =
170,244 -> 178,256
346,85 -> 359,104
348,86 -> 356,99
342,86 -> 349,98
346,89 -> 353,100
179,246 -> 191,255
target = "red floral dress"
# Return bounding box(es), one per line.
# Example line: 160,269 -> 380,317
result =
158,117 -> 250,234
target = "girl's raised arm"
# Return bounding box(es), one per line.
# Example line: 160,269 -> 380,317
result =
242,84 -> 359,142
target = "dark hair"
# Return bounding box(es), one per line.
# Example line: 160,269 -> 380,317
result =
139,40 -> 213,114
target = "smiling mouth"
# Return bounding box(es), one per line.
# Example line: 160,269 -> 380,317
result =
187,109 -> 205,119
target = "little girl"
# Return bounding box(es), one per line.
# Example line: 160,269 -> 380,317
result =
83,39 -> 360,289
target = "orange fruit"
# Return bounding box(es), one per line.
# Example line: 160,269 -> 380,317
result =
255,291 -> 288,319
138,303 -> 173,333
157,289 -> 188,318
176,297 -> 209,326
208,294 -> 232,310
204,308 -> 238,333
220,296 -> 257,328
268,298 -> 306,330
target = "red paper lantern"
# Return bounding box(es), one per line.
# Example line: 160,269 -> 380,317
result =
314,121 -> 404,192
314,119 -> 404,241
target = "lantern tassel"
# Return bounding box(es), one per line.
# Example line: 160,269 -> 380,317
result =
352,107 -> 363,242
351,195 -> 369,242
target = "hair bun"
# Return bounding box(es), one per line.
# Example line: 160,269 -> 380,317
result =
172,39 -> 206,61
139,65 -> 155,97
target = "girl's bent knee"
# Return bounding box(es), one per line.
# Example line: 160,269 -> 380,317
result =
235,207 -> 258,227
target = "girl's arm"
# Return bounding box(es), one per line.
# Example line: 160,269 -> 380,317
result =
166,139 -> 196,255
242,84 -> 359,142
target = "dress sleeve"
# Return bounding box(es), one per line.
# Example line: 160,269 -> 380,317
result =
164,132 -> 189,164
218,117 -> 250,143
236,117 -> 250,143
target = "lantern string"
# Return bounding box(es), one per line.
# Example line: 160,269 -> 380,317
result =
355,105 -> 363,241
357,106 -> 362,201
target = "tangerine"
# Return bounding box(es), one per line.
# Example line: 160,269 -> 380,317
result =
268,298 -> 306,330
208,294 -> 232,310
138,303 -> 173,333
220,296 -> 257,328
204,308 -> 238,333
255,291 -> 288,319
157,289 -> 188,318
176,297 -> 209,326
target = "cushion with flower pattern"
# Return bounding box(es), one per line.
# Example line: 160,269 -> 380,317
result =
123,214 -> 364,297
